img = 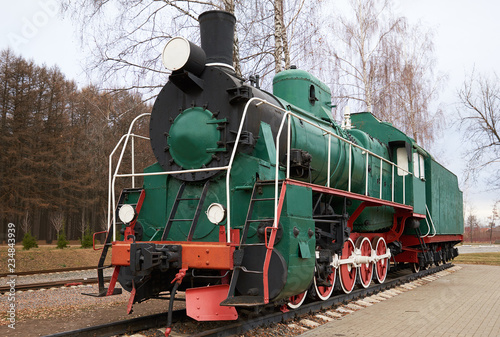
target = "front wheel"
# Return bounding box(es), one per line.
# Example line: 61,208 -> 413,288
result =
287,290 -> 308,309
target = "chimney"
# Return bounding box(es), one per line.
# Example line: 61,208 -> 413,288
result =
198,10 -> 236,68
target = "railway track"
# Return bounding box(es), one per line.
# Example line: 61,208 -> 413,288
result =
45,263 -> 453,337
0,266 -> 97,278
0,275 -> 110,293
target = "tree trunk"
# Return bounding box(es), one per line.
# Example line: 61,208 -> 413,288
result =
222,0 -> 241,76
274,0 -> 284,73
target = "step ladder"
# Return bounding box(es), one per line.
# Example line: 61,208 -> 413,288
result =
161,180 -> 211,241
222,180 -> 284,306
415,227 -> 431,266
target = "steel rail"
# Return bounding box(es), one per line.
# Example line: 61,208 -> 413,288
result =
45,264 -> 452,337
0,276 -> 111,294
0,266 -> 97,278
45,310 -> 187,337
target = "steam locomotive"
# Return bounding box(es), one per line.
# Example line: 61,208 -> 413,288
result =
90,10 -> 463,335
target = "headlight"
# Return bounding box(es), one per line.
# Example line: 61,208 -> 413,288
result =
118,204 -> 136,224
206,203 -> 226,224
162,36 -> 206,76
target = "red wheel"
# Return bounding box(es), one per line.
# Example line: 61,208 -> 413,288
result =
372,237 -> 389,283
312,265 -> 336,301
411,262 -> 420,273
287,290 -> 308,309
355,237 -> 373,288
339,238 -> 357,293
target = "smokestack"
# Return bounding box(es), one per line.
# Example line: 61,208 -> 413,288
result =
198,10 -> 236,68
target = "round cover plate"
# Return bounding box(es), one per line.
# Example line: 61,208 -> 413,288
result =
167,107 -> 220,169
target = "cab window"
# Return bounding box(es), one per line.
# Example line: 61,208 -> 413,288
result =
397,148 -> 409,176
412,152 -> 425,179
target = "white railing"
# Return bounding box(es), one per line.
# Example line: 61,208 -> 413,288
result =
421,204 -> 437,238
108,99 -> 414,243
108,113 -> 150,241
107,97 -> 265,242
273,110 -> 413,224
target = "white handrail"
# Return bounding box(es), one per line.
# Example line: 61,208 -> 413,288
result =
365,152 -> 369,196
107,133 -> 150,229
348,144 -> 352,192
422,218 -> 431,238
426,204 -> 437,237
286,116 -> 291,179
131,136 -> 135,188
225,97 -> 276,242
110,113 -> 151,241
327,134 -> 331,187
379,158 -> 383,199
273,110 -> 414,219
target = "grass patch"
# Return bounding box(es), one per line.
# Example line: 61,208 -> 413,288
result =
454,252 -> 500,266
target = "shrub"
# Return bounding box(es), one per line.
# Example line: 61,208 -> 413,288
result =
22,232 -> 38,250
80,226 -> 93,248
57,228 -> 69,249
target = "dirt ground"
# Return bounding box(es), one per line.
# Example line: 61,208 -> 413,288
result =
0,243 -> 108,273
0,293 -> 184,337
0,244 -> 174,336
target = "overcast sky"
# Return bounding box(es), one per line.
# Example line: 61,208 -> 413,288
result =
0,0 -> 498,221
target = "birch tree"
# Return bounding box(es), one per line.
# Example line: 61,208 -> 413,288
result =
329,0 -> 444,147
330,0 -> 403,113
51,212 -> 65,238
376,22 -> 445,147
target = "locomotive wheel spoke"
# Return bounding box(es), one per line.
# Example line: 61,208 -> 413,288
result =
339,238 -> 357,293
372,237 -> 389,284
287,290 -> 308,309
355,237 -> 373,288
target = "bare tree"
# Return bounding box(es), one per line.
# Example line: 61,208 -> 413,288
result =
79,211 -> 87,241
99,207 -> 108,231
51,212 -> 65,238
20,211 -> 30,235
330,0 -> 403,112
329,0 -> 444,147
61,0 -> 219,100
458,71 -> 500,187
488,202 -> 498,244
376,22 -> 445,147
61,0 -> 321,93
466,212 -> 479,243
238,0 -> 319,85
273,0 -> 291,72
